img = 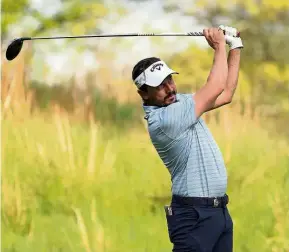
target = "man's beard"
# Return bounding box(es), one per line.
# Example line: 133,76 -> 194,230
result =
144,90 -> 177,107
162,90 -> 177,107
164,90 -> 176,100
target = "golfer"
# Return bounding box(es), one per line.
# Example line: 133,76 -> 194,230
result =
131,26 -> 243,252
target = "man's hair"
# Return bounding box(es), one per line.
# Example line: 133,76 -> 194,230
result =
131,57 -> 161,91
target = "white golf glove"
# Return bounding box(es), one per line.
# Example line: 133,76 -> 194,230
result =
219,25 -> 243,50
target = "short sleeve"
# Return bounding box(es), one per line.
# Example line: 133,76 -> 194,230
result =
159,94 -> 198,138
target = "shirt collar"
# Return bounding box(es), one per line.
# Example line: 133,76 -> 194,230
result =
143,104 -> 159,120
142,94 -> 180,120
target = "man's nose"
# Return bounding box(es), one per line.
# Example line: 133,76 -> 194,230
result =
164,82 -> 173,92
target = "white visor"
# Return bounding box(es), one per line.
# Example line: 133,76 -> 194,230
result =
133,60 -> 178,88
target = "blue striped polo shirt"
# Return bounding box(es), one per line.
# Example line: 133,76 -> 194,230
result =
143,93 -> 227,197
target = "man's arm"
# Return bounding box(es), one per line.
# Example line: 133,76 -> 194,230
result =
193,28 -> 228,118
208,49 -> 241,110
205,26 -> 243,111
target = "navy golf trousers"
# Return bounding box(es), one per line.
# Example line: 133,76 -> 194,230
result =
164,194 -> 233,252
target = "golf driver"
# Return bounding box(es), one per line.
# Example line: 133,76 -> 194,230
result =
6,31 -> 240,61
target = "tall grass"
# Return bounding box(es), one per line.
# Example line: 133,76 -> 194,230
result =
2,49 -> 289,252
2,104 -> 289,252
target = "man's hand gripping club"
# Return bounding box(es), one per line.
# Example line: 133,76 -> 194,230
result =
219,25 -> 244,50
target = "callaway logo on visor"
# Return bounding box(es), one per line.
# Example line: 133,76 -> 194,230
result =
133,60 -> 178,88
150,63 -> 164,72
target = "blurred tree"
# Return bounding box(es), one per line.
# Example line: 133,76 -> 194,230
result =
177,0 -> 289,67
1,0 -> 108,40
162,0 -> 289,123
2,0 -> 28,38
1,0 -> 118,123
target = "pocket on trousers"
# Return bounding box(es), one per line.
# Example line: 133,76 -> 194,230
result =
165,205 -> 201,244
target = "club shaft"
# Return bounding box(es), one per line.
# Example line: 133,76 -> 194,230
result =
25,32 -> 204,41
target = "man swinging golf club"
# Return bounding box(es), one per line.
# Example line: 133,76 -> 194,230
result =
131,25 -> 243,252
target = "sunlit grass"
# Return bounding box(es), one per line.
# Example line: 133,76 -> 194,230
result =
2,45 -> 289,252
2,105 -> 289,252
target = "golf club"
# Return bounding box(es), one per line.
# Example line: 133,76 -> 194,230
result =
6,31 -> 240,61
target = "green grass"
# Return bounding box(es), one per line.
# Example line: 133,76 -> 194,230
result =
2,108 -> 289,252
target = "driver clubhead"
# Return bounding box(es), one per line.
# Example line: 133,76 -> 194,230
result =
6,38 -> 24,61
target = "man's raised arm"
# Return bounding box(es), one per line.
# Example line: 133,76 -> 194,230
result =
207,26 -> 243,110
193,27 -> 228,118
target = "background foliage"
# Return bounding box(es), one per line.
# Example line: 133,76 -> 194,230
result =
2,0 -> 289,251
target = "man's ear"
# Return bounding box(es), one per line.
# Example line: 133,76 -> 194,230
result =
137,89 -> 149,101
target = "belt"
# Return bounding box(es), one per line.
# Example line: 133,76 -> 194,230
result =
172,194 -> 229,208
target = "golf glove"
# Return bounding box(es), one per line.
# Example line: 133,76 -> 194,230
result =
219,25 -> 243,50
